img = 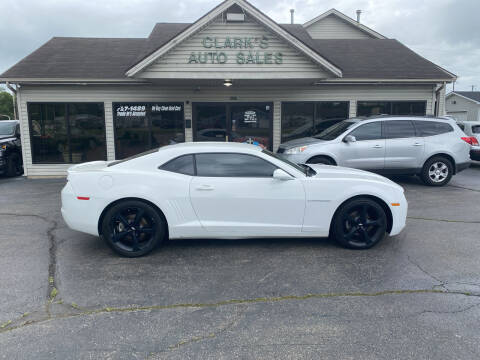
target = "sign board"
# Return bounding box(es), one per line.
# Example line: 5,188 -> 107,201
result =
188,35 -> 283,65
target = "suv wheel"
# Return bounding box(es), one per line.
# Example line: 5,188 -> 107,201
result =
421,156 -> 453,186
307,156 -> 336,166
6,153 -> 23,177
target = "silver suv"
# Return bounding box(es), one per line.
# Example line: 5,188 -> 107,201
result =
278,116 -> 471,186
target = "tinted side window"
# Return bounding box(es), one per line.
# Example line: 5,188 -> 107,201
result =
414,121 -> 453,137
384,121 -> 416,139
196,153 -> 277,177
161,155 -> 195,176
472,125 -> 480,134
349,122 -> 382,141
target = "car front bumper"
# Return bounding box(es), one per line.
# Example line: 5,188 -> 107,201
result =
389,196 -> 408,236
278,152 -> 309,165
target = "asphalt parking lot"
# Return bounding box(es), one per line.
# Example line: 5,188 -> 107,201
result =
0,165 -> 480,359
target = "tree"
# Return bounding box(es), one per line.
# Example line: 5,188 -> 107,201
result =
0,91 -> 14,120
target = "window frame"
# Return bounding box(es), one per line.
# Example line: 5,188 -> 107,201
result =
357,100 -> 427,117
281,101 -> 350,142
112,102 -> 185,160
159,154 -> 197,176
27,102 -> 107,164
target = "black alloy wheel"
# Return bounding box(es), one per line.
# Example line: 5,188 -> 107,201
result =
6,153 -> 23,177
333,198 -> 387,249
102,200 -> 166,257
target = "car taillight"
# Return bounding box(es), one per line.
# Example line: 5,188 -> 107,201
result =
461,137 -> 479,146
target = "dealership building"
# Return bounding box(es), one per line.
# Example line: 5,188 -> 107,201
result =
0,0 -> 455,176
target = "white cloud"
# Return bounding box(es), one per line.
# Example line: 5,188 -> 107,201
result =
1,0 -> 478,91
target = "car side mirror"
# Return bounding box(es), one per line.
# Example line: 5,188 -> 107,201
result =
344,135 -> 356,143
273,169 -> 294,181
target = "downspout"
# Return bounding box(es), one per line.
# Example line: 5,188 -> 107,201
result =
5,82 -> 18,119
434,82 -> 445,116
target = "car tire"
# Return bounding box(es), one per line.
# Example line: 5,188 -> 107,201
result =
332,198 -> 387,250
6,153 -> 23,177
307,156 -> 336,166
420,156 -> 453,187
101,200 -> 167,257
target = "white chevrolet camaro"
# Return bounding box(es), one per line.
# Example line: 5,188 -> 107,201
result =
61,142 -> 407,257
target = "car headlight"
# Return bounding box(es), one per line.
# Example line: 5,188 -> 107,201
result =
285,146 -> 308,155
0,144 -> 6,151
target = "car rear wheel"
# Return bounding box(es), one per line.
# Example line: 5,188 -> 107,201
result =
333,198 -> 387,249
101,200 -> 166,257
6,153 -> 23,177
307,156 -> 336,166
420,156 -> 453,186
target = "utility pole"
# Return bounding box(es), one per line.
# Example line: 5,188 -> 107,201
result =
471,85 -> 476,92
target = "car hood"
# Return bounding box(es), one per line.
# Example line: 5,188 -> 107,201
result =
280,137 -> 326,148
308,164 -> 404,190
0,136 -> 16,143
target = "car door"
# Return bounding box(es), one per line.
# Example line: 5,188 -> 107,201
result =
384,120 -> 424,170
189,152 -> 306,236
339,121 -> 385,170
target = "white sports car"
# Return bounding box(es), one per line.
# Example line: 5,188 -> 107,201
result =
61,142 -> 407,257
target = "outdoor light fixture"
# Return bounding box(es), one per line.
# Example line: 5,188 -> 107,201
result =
224,79 -> 233,87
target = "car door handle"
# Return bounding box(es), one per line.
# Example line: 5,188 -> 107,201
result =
413,143 -> 423,146
195,185 -> 214,191
373,145 -> 383,149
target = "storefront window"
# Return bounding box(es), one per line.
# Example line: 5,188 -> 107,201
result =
114,103 -> 184,159
282,102 -> 349,142
28,103 -> 106,164
357,101 -> 427,117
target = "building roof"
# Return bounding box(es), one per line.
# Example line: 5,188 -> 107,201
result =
448,92 -> 480,104
0,8 -> 455,82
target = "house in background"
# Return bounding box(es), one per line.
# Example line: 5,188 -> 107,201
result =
446,92 -> 480,122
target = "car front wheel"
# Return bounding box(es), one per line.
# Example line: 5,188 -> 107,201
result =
420,156 -> 453,186
333,198 -> 388,249
101,200 -> 167,257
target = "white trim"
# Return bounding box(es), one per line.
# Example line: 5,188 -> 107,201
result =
317,78 -> 453,84
303,9 -> 386,40
125,0 -> 343,78
446,92 -> 480,105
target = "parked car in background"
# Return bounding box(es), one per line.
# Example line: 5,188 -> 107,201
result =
456,121 -> 480,161
0,120 -> 23,177
61,142 -> 407,257
278,116 -> 471,186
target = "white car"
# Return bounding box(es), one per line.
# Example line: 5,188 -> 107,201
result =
61,142 -> 407,257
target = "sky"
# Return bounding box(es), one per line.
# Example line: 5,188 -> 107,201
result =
0,0 -> 478,93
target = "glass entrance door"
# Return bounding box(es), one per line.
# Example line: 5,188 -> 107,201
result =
193,103 -> 273,150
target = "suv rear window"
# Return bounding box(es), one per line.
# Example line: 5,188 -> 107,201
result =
414,121 -> 453,137
472,125 -> 480,134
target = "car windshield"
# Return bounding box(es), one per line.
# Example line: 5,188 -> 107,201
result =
314,120 -> 357,141
108,148 -> 159,167
262,149 -> 315,177
0,122 -> 15,136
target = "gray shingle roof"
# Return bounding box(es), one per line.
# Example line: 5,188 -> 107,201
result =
454,92 -> 480,103
0,22 -> 455,81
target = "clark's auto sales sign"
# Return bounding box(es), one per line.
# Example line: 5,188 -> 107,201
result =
187,36 -> 283,65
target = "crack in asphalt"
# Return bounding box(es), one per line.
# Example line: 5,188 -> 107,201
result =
407,216 -> 480,224
407,255 -> 446,289
416,302 -> 480,317
1,288 -> 480,335
447,184 -> 480,193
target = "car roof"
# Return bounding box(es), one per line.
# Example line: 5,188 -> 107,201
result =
358,115 -> 453,123
159,141 -> 263,153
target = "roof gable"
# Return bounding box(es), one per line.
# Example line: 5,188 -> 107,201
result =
126,0 -> 342,78
303,9 -> 386,40
447,92 -> 480,105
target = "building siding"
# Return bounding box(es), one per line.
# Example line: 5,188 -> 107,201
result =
140,16 -> 330,80
304,14 -> 374,39
18,83 -> 436,176
446,94 -> 480,122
